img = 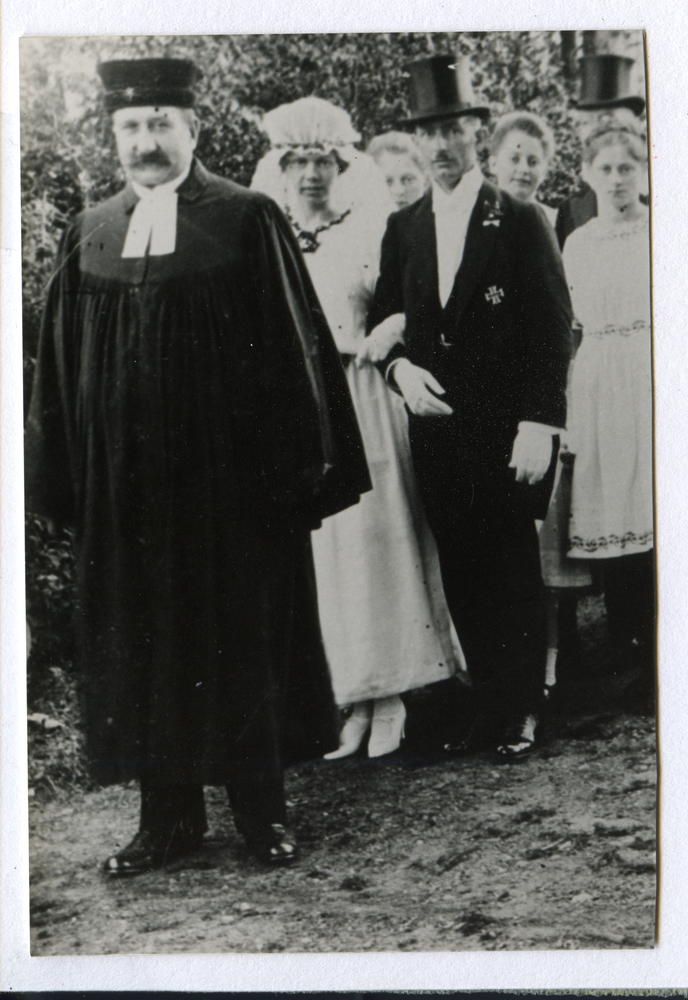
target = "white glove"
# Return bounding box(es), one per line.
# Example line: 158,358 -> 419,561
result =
392,359 -> 453,417
355,313 -> 406,369
508,422 -> 556,484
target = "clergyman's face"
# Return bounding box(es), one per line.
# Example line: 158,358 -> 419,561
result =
414,116 -> 480,192
112,105 -> 199,188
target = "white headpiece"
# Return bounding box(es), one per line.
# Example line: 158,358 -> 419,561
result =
251,96 -> 392,219
261,96 -> 361,149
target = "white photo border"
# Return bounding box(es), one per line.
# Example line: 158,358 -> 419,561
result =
2,2 -> 687,990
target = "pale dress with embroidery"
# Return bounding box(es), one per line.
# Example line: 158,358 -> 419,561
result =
302,207 -> 466,704
564,213 -> 653,558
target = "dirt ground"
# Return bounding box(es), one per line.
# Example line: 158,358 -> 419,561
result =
28,597 -> 657,955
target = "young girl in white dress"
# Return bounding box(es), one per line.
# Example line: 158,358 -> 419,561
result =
252,97 -> 466,757
563,120 -> 654,698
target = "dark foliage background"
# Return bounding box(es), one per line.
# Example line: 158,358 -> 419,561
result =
21,31 -> 590,787
21,32 -> 589,371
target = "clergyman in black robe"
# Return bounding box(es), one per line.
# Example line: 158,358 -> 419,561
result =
24,58 -> 371,874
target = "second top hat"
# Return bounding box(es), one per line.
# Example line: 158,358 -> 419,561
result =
575,54 -> 645,116
402,55 -> 490,126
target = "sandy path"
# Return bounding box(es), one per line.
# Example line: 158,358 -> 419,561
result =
30,709 -> 656,955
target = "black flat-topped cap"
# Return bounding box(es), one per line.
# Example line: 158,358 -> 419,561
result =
97,57 -> 202,111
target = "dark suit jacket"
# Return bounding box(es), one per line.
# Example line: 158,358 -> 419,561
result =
554,181 -> 598,250
367,181 -> 573,505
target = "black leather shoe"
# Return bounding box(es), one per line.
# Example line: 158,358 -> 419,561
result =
246,823 -> 298,865
495,714 -> 539,763
495,735 -> 537,762
443,732 -> 479,756
443,716 -> 494,756
103,826 -> 203,876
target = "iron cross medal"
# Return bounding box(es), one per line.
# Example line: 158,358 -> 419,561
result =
485,286 -> 505,305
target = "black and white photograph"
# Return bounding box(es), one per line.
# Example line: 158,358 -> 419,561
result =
19,29 -> 658,958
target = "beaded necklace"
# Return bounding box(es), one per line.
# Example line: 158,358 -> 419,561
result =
285,207 -> 351,253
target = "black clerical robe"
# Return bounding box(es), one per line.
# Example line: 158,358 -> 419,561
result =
25,160 -> 371,786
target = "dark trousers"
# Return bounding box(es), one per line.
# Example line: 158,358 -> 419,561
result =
409,432 -> 547,725
139,774 -> 287,844
603,549 -> 656,668
135,536 -> 329,845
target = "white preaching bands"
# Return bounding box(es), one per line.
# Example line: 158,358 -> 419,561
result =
121,162 -> 191,258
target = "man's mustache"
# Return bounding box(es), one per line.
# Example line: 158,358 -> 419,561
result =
129,151 -> 172,169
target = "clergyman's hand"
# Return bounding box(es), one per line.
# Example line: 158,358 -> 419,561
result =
392,359 -> 453,417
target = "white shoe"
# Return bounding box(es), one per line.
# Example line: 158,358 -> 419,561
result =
368,696 -> 406,758
324,702 -> 373,759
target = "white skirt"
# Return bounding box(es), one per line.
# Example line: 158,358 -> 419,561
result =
311,361 -> 466,704
567,324 -> 653,559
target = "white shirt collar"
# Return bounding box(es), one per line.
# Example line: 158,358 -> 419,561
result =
431,166 -> 484,215
432,167 -> 486,308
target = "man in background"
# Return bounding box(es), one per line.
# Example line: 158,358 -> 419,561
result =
555,53 -> 647,248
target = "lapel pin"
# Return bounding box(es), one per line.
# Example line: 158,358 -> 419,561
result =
483,201 -> 503,227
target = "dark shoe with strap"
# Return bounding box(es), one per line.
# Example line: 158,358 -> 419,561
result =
103,824 -> 204,877
246,823 -> 299,866
495,714 -> 539,763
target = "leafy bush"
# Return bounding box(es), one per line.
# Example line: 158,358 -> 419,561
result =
25,515 -> 76,696
25,514 -> 89,791
20,32 -> 585,374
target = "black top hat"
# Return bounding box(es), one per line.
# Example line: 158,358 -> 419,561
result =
402,55 -> 490,126
97,58 -> 202,112
574,54 -> 645,116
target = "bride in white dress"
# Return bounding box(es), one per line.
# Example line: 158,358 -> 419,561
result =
252,97 -> 466,757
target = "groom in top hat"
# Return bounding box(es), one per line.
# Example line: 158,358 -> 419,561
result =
555,53 -> 647,248
25,57 -> 370,873
367,55 -> 573,758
